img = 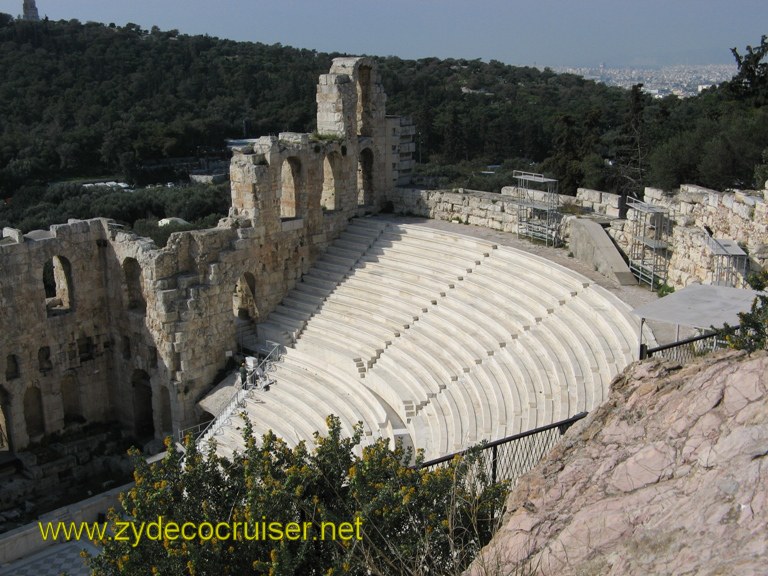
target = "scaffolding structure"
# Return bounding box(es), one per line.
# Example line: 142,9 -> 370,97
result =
703,234 -> 748,288
510,171 -> 561,246
627,198 -> 673,288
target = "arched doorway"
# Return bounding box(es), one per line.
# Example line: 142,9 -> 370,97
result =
23,387 -> 45,439
233,272 -> 260,354
131,369 -> 154,439
280,157 -> 302,219
321,152 -> 342,212
357,148 -> 374,207
43,255 -> 74,316
61,371 -> 83,425
123,257 -> 146,312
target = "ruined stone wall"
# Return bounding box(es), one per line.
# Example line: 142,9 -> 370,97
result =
0,57 -> 396,451
0,221 -> 115,449
388,188 -> 521,231
388,184 -> 766,290
387,187 -> 587,239
605,185 -> 768,287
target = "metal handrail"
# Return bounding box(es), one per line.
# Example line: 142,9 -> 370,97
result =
642,326 -> 737,361
177,342 -> 282,445
419,412 -> 588,485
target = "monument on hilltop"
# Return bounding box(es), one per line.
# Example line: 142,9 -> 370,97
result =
22,0 -> 40,22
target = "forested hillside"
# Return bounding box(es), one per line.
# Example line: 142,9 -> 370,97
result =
1,14 -> 767,233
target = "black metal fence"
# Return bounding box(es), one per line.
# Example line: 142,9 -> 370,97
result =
419,412 -> 588,486
641,327 -> 735,364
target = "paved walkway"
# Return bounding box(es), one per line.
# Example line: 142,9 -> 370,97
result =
0,540 -> 98,576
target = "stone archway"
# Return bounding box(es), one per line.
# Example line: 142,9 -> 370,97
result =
122,257 -> 146,312
280,157 -> 302,219
358,148 -> 374,206
43,255 -> 74,316
321,152 -> 342,212
233,272 -> 258,321
131,369 -> 154,439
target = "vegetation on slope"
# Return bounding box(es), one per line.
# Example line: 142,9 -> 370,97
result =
725,270 -> 768,352
87,416 -> 507,576
0,15 -> 767,231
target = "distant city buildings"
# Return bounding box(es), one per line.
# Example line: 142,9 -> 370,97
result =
22,0 -> 40,21
555,64 -> 737,98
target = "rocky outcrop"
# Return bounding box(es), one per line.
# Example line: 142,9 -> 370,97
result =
466,350 -> 768,576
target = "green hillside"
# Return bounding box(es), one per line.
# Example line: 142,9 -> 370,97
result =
1,14 -> 766,232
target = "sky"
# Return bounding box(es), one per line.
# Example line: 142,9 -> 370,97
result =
1,0 -> 766,68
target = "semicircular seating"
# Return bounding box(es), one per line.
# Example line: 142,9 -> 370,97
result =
206,218 -> 652,461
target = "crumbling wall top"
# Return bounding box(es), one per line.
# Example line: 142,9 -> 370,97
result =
328,56 -> 375,75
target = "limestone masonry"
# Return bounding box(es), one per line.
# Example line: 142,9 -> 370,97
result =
0,58 -> 408,451
388,184 -> 768,288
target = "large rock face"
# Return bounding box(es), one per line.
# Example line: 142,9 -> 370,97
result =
467,350 -> 768,575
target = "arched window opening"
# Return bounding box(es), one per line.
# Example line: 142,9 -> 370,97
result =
321,152 -> 342,212
233,272 -> 258,320
356,65 -> 373,137
279,157 -> 302,220
77,335 -> 94,363
357,148 -> 374,207
43,256 -> 74,316
38,346 -> 53,373
123,258 -> 146,312
5,354 -> 20,380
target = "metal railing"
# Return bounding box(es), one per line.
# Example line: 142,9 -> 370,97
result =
641,327 -> 735,364
419,412 -> 588,486
177,342 -> 282,446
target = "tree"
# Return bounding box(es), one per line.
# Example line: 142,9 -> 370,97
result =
753,147 -> 768,188
724,271 -> 768,353
87,416 -> 507,576
730,35 -> 768,104
614,84 -> 649,201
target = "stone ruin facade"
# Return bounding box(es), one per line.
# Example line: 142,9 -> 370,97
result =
2,54 -> 764,457
0,57 -> 409,452
389,184 -> 768,288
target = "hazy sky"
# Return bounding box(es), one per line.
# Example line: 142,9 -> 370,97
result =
2,0 -> 766,67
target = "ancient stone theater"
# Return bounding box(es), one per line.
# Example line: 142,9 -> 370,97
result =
0,58 -> 647,461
